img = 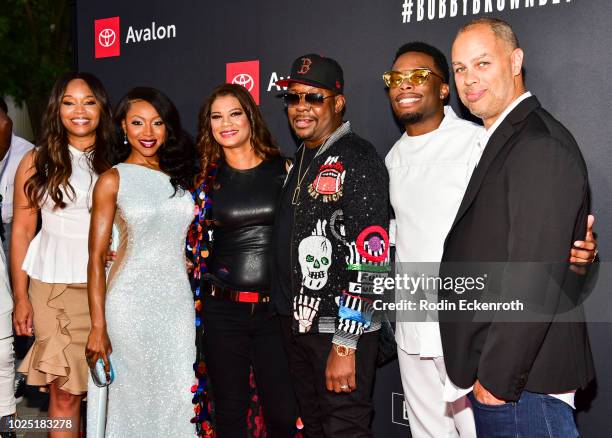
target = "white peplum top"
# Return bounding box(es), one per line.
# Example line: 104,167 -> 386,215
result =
22,145 -> 98,284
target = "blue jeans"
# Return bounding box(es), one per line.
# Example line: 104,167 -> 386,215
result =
468,390 -> 578,437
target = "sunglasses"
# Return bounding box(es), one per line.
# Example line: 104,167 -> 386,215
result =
279,92 -> 335,107
382,69 -> 444,88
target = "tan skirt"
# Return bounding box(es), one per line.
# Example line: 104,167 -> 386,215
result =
17,278 -> 91,395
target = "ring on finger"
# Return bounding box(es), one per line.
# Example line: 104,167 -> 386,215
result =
340,384 -> 349,390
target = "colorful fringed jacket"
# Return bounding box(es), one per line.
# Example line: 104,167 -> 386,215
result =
187,164 -> 216,437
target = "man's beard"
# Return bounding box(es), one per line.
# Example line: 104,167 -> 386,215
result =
398,111 -> 424,125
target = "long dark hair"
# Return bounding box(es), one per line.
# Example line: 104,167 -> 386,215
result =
195,83 -> 279,185
113,87 -> 195,191
24,72 -> 114,209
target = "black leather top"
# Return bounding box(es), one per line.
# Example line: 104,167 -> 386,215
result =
206,155 -> 286,291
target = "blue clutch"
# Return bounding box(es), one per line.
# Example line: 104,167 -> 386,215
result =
90,356 -> 115,387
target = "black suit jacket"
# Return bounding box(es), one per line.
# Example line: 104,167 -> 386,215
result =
439,96 -> 595,401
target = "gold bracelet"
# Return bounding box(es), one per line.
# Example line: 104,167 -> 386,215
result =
334,344 -> 355,357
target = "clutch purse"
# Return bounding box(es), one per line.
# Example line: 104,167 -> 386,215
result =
90,356 -> 115,387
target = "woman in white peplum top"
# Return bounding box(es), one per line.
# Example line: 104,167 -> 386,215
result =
10,72 -> 114,436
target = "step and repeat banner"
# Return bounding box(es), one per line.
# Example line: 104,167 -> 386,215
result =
78,1 -> 612,436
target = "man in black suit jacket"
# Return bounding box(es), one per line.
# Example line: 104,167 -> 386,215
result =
440,17 -> 595,437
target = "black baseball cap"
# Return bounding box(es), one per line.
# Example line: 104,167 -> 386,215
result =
276,54 -> 344,94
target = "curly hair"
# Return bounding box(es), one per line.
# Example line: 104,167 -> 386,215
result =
195,83 -> 279,184
24,72 -> 114,209
113,87 -> 196,192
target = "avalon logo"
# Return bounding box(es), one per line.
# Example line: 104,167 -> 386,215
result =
226,61 -> 260,104
94,17 -> 120,58
125,22 -> 176,43
94,16 -> 178,59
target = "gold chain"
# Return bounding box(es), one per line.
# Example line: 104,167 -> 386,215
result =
291,144 -> 324,205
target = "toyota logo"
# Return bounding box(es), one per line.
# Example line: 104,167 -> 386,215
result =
231,73 -> 254,91
98,28 -> 116,48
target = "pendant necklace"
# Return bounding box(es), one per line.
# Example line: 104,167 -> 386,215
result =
291,144 -> 324,205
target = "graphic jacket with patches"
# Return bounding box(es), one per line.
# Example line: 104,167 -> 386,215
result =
285,122 -> 390,349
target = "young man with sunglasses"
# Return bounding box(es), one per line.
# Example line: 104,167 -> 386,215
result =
384,41 -> 480,438
271,54 -> 390,437
383,41 -> 597,437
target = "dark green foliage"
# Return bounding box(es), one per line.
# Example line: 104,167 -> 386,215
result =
0,0 -> 73,138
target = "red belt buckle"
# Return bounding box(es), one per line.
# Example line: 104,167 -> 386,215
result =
237,291 -> 260,303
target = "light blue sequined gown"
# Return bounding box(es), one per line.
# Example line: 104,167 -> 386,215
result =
87,163 -> 196,437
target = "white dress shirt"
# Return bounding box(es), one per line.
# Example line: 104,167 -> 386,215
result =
0,133 -> 34,224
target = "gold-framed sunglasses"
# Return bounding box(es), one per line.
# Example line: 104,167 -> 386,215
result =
382,69 -> 444,88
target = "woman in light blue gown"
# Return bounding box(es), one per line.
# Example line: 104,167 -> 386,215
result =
85,87 -> 197,437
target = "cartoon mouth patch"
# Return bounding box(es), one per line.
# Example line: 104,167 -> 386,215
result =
313,168 -> 343,194
308,156 -> 346,202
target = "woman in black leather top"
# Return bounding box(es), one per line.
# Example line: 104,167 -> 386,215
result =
194,84 -> 298,437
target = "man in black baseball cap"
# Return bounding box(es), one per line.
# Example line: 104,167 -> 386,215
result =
271,54 -> 389,437
275,54 -> 345,150
276,54 -> 344,93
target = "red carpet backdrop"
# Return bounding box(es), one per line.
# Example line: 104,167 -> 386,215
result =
77,1 -> 612,435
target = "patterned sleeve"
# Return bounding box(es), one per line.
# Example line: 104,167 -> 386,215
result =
332,142 -> 390,350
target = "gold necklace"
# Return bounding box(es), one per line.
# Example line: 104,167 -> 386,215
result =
291,144 -> 323,205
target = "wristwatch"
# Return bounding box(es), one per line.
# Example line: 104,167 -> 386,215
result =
334,344 -> 355,357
